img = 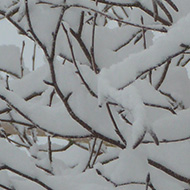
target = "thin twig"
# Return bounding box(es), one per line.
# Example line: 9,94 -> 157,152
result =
181,57 -> 190,67
32,43 -> 36,71
90,13 -> 99,74
78,11 -> 85,37
155,60 -> 170,90
48,89 -> 55,107
0,119 -> 34,128
143,135 -> 190,144
91,140 -> 103,166
37,0 -> 171,26
148,159 -> 190,184
141,16 -> 147,49
106,103 -> 127,145
50,6 -> 66,61
71,4 -> 168,32
0,165 -> 53,190
48,136 -> 52,163
144,102 -> 176,114
83,138 -> 97,171
96,169 -> 147,187
6,75 -> 10,90
0,184 -> 14,190
114,30 -> 141,52
20,41 -> 25,77
176,54 -> 184,66
70,29 -> 92,66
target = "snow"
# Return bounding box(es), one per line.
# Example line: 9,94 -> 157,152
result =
109,148 -> 149,183
9,64 -> 49,99
0,139 -> 38,177
0,45 -> 21,78
1,1 -> 190,189
148,141 -> 190,179
0,84 -> 91,137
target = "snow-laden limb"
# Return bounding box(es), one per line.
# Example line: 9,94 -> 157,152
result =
148,142 -> 190,184
152,108 -> 190,142
0,139 -> 53,190
0,85 -> 91,138
0,80 -> 124,146
98,12 -> 190,90
98,69 -> 161,148
159,66 -> 190,108
9,65 -> 49,100
98,75 -> 147,147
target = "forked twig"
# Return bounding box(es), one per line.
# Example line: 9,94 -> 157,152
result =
83,138 -> 97,171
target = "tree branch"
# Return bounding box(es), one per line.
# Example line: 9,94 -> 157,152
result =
148,159 -> 190,184
0,165 -> 53,190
